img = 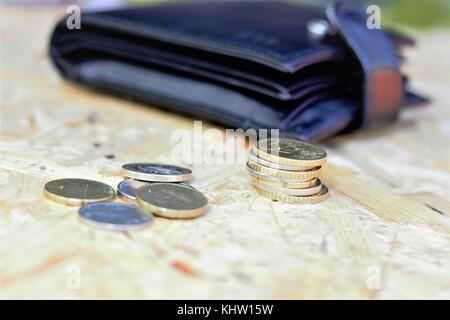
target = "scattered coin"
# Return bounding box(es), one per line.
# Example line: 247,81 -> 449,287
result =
136,183 -> 208,219
252,179 -> 323,196
79,202 -> 152,231
44,178 -> 115,206
247,161 -> 321,179
117,180 -> 138,203
125,178 -> 151,190
248,148 -> 313,171
44,162 -> 206,232
254,185 -> 329,204
255,138 -> 327,167
122,163 -> 192,182
118,179 -> 195,203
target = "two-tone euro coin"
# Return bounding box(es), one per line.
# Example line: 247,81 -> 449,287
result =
247,161 -> 321,180
44,178 -> 115,206
122,163 -> 192,182
255,138 -> 327,167
136,183 -> 208,219
246,164 -> 313,182
252,179 -> 323,196
254,185 -> 329,204
250,176 -> 317,189
248,148 -> 313,171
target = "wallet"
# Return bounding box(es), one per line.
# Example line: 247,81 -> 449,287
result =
49,0 -> 427,141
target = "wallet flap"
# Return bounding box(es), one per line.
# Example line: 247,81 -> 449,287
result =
82,1 -> 346,73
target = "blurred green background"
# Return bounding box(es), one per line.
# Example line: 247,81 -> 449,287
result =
129,0 -> 450,30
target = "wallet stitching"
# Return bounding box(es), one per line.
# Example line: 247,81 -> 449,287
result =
86,12 -> 338,66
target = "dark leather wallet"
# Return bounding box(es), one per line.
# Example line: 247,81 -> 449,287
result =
49,0 -> 427,141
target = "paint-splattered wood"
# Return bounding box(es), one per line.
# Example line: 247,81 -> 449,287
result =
0,6 -> 449,299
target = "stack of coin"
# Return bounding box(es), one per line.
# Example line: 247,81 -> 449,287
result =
247,138 -> 329,204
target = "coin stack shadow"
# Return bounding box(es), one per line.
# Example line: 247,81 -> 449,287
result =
246,139 -> 329,204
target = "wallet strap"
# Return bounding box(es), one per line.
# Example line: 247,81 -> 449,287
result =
326,2 -> 403,127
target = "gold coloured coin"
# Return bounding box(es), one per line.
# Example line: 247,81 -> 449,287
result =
250,176 -> 317,189
246,164 -> 313,183
247,161 -> 321,179
44,178 -> 115,206
255,138 -> 327,167
252,179 -> 323,196
136,183 -> 208,219
248,147 -> 314,171
122,163 -> 192,182
255,185 -> 330,204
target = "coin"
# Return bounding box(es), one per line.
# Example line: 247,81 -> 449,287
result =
136,183 -> 208,219
117,180 -> 138,203
252,179 -> 323,196
248,147 -> 313,171
79,202 -> 152,231
125,178 -> 151,190
251,176 -> 317,189
118,180 -> 195,203
247,161 -> 321,179
255,185 -> 329,204
122,163 -> 192,182
44,178 -> 115,206
246,164 -> 313,183
255,138 -> 327,167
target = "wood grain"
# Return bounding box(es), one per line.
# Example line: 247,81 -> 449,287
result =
0,6 -> 449,299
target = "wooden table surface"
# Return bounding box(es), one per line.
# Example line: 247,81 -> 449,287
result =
1,6 -> 449,299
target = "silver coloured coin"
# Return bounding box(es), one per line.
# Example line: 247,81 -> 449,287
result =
122,163 -> 192,182
126,179 -> 151,190
117,180 -> 138,203
79,202 -> 152,231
